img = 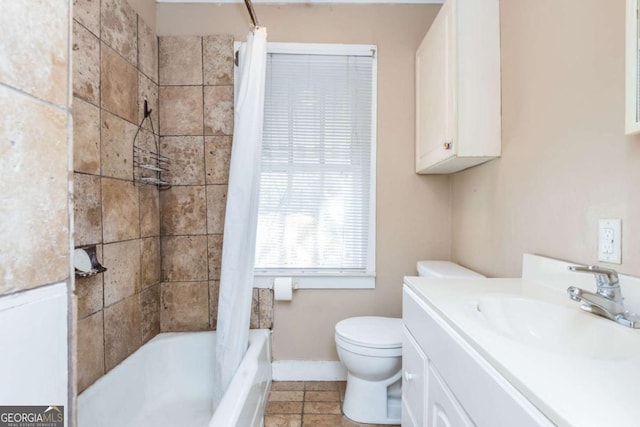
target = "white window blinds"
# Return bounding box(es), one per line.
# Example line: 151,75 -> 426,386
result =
255,44 -> 376,275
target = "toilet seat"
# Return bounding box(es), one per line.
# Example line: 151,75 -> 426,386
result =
335,316 -> 402,349
335,334 -> 402,357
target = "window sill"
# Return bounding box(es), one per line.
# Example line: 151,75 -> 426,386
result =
253,274 -> 375,290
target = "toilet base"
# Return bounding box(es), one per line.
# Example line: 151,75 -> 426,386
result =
342,373 -> 401,425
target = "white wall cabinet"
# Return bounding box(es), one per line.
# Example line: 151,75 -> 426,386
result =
626,0 -> 640,134
415,0 -> 501,174
402,287 -> 554,427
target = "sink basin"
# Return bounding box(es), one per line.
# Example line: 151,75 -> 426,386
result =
472,295 -> 640,360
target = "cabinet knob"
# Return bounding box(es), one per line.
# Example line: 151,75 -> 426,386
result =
404,371 -> 414,382
443,142 -> 452,150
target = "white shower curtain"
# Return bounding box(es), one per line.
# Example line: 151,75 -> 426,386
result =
213,27 -> 267,408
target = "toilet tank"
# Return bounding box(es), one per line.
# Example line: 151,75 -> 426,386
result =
417,260 -> 485,279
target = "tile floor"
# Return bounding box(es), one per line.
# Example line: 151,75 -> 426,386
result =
264,381 -> 400,427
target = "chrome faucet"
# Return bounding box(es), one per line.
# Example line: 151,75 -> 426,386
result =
567,265 -> 640,328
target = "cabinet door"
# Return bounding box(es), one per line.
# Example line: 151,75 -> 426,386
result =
415,0 -> 455,173
427,366 -> 474,427
402,327 -> 427,427
626,0 -> 640,134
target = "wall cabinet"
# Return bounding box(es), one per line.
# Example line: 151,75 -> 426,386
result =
626,0 -> 640,134
402,287 -> 554,427
415,0 -> 501,174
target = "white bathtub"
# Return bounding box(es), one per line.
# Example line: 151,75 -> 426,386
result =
78,330 -> 271,427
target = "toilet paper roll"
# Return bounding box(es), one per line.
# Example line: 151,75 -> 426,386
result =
274,277 -> 293,301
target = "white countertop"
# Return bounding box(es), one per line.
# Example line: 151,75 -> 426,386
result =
404,258 -> 640,427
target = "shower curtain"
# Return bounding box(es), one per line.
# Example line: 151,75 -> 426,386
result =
213,27 -> 267,408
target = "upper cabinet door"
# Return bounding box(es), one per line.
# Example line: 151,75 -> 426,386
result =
626,0 -> 640,135
416,0 -> 455,172
415,0 -> 501,174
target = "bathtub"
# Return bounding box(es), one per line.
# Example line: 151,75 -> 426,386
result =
78,330 -> 271,427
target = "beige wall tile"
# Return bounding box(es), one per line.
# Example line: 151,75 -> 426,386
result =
139,186 -> 160,237
74,173 -> 102,246
160,186 -> 207,235
77,274 -> 104,319
104,294 -> 142,371
208,280 -> 219,329
206,185 -> 227,234
100,110 -> 136,180
161,236 -> 208,281
73,96 -> 101,174
101,0 -> 137,65
160,136 -> 205,185
72,20 -> 100,106
0,87 -> 69,294
0,0 -> 68,107
204,86 -> 234,135
203,35 -> 234,86
138,72 -> 159,131
159,86 -> 203,136
207,234 -> 223,280
250,288 -> 259,329
101,43 -> 138,124
259,288 -> 274,329
141,236 -> 161,288
73,0 -> 100,36
159,36 -> 203,85
103,239 -> 141,306
76,245 -> 104,318
205,136 -> 232,185
141,284 -> 160,343
161,281 -> 209,331
77,311 -> 105,393
138,16 -> 159,83
102,178 -> 140,242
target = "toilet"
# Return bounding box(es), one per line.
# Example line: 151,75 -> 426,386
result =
335,260 -> 485,425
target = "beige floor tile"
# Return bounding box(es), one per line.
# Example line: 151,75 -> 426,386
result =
269,391 -> 305,402
305,381 -> 340,391
264,415 -> 302,427
305,391 -> 340,402
304,401 -> 341,415
302,414 -> 342,427
272,381 -> 305,391
266,401 -> 303,415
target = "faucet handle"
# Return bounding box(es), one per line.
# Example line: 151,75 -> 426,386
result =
568,265 -> 619,287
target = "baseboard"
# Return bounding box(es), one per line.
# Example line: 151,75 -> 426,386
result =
272,360 -> 347,381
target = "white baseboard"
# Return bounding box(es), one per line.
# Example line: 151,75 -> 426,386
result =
272,360 -> 347,381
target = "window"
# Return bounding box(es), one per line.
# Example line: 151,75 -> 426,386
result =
254,43 -> 377,289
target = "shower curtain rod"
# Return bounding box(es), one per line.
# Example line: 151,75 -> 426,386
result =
243,0 -> 260,27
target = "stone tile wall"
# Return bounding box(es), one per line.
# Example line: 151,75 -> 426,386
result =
158,35 -> 274,332
0,0 -> 71,296
72,0 -> 161,393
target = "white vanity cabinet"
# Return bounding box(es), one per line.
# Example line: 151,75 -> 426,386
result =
415,0 -> 501,174
402,286 -> 554,427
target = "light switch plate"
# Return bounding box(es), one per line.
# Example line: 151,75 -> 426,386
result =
598,218 -> 622,264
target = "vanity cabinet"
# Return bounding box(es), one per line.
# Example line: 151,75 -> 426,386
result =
402,287 -> 554,427
415,0 -> 501,174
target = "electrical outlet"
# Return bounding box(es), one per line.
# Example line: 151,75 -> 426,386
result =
598,219 -> 622,264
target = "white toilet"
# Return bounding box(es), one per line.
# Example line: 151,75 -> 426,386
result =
335,260 -> 485,425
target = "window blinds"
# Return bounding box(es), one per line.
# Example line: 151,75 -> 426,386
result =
255,47 -> 376,274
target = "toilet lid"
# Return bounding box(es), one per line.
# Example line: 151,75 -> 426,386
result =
335,316 -> 402,349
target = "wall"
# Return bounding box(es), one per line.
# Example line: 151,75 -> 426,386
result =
72,0 -> 162,392
156,34 -> 275,332
0,0 -> 72,419
157,3 -> 448,360
451,0 -> 640,278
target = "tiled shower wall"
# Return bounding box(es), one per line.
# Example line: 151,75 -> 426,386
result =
157,35 -> 273,332
72,0 -> 161,392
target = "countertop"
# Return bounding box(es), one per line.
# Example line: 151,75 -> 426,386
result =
404,274 -> 640,427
